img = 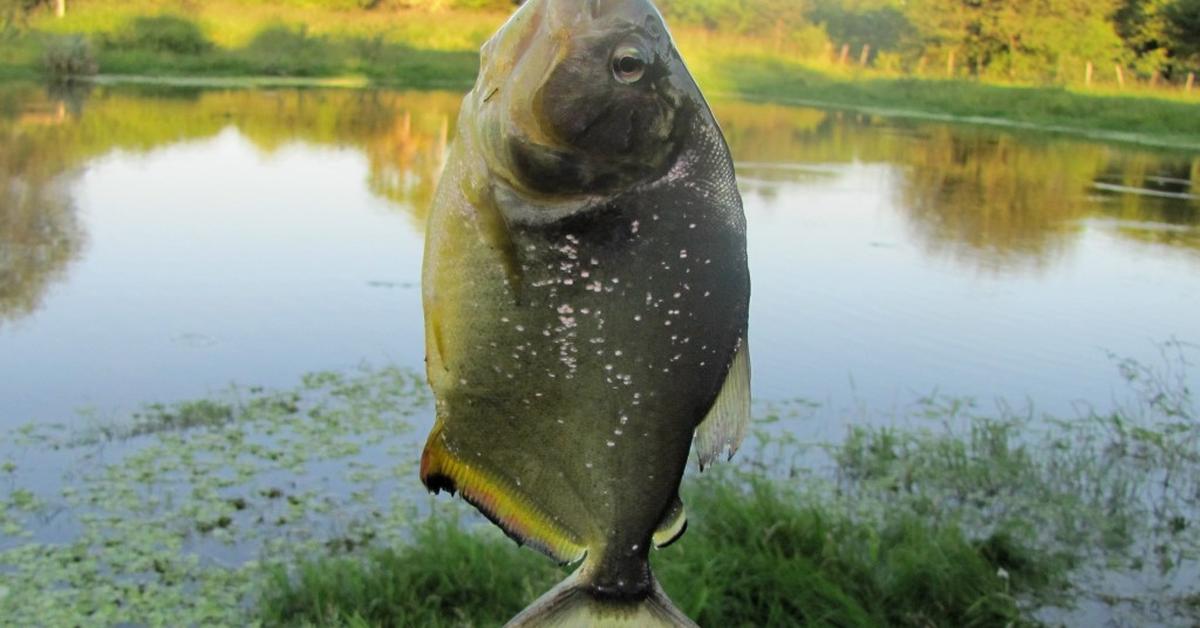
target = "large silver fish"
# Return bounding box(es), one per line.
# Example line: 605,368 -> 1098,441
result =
419,0 -> 749,625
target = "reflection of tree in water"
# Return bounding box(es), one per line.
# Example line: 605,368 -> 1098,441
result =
3,84 -> 1196,325
896,130 -> 1108,272
0,86 -> 461,324
363,103 -> 451,226
0,177 -> 83,325
1089,153 -> 1200,257
0,85 -> 87,325
717,102 -> 1199,270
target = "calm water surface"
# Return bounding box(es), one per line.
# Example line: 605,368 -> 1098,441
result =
1,84 -> 1198,434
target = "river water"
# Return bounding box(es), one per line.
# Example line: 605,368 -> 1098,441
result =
2,84 -> 1196,435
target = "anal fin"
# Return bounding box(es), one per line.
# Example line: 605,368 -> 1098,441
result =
420,424 -> 586,564
694,337 -> 751,470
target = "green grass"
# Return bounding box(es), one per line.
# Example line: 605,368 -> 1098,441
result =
2,2 -> 1199,146
712,56 -> 1200,150
256,342 -> 1200,627
259,473 -> 1051,628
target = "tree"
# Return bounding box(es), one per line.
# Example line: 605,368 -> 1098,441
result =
1164,0 -> 1200,68
901,0 -> 1126,81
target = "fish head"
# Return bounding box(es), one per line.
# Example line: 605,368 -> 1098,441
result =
470,0 -> 699,200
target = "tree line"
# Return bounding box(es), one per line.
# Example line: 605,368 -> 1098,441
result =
655,0 -> 1200,82
6,0 -> 1200,82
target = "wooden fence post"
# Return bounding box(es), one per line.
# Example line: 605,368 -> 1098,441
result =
1085,61 -> 1093,87
1150,71 -> 1160,88
947,50 -> 956,77
1114,64 -> 1125,88
916,56 -> 927,76
859,44 -> 871,67
839,44 -> 850,66
1187,72 -> 1195,93
56,0 -> 65,17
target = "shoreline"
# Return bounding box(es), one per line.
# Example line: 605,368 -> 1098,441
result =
7,70 -> 1199,152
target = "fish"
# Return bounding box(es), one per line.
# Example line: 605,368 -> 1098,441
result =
418,0 -> 750,625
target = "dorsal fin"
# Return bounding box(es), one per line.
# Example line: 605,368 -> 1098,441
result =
652,494 -> 687,548
694,338 -> 750,470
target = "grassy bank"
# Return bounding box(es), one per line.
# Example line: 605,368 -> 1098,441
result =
2,2 -> 1199,148
261,472 -> 1052,627
2,343 -> 1197,626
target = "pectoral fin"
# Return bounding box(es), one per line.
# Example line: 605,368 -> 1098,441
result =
694,338 -> 750,470
652,495 -> 687,548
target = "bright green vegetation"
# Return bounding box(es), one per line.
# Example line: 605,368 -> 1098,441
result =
261,472 -> 1055,627
2,343 -> 1197,626
0,1 -> 1198,146
716,58 -> 1200,149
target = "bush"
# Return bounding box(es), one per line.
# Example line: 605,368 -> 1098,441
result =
103,15 -> 212,55
42,34 -> 98,78
243,24 -> 341,76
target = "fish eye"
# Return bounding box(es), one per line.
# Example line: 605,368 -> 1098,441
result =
611,46 -> 647,84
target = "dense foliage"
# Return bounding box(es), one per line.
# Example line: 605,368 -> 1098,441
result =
660,0 -> 1200,79
9,0 -> 1200,80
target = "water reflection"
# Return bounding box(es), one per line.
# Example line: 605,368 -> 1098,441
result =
0,84 -> 1196,400
2,85 -> 1196,295
707,103 -> 1200,272
0,87 -> 86,325
0,85 -> 464,327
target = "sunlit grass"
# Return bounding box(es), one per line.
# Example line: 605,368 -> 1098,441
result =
703,56 -> 1200,150
259,472 -> 1051,627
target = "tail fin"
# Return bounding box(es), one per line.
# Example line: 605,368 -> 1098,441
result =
505,566 -> 697,628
